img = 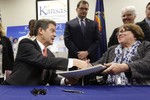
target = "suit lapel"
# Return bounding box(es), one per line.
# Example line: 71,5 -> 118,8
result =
84,18 -> 90,35
34,39 -> 42,52
47,49 -> 55,57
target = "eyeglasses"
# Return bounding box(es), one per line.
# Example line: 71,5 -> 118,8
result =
119,30 -> 129,33
117,28 -> 131,36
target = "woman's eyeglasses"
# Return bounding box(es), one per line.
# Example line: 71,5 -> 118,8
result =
117,28 -> 130,36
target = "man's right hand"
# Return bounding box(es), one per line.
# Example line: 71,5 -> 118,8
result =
72,59 -> 90,69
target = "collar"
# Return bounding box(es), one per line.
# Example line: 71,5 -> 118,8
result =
77,17 -> 86,21
26,33 -> 36,40
36,39 -> 45,53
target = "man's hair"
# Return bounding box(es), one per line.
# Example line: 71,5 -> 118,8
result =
121,5 -> 137,16
146,2 -> 150,8
77,0 -> 89,8
34,19 -> 56,36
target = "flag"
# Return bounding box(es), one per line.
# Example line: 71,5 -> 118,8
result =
94,0 -> 107,58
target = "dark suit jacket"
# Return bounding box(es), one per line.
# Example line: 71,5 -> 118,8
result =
136,19 -> 150,42
5,39 -> 68,85
1,36 -> 14,73
64,18 -> 100,63
108,27 -> 119,48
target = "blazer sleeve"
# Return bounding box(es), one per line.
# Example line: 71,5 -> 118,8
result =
127,41 -> 150,79
16,39 -> 69,71
92,46 -> 116,65
48,70 -> 62,85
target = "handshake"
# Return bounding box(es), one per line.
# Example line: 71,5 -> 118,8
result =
57,63 -> 106,85
72,59 -> 91,69
72,59 -> 129,75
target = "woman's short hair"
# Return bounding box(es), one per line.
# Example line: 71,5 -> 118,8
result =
119,23 -> 144,41
121,5 -> 137,16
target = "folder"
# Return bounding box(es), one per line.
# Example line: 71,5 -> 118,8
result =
56,64 -> 106,78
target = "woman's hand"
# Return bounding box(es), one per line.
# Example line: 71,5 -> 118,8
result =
102,63 -> 129,74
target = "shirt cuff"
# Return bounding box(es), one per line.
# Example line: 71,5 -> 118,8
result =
67,58 -> 73,69
60,78 -> 66,85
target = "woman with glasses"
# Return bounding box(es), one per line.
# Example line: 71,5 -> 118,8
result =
93,23 -> 150,85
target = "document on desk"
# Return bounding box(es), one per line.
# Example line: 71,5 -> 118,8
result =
56,64 -> 106,78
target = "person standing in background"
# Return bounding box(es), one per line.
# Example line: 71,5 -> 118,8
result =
14,19 -> 36,58
145,2 -> 150,27
0,22 -> 14,84
18,19 -> 36,42
108,5 -> 150,47
64,0 -> 100,85
136,2 -> 150,41
138,2 -> 150,27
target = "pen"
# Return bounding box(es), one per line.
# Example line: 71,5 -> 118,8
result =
63,89 -> 84,94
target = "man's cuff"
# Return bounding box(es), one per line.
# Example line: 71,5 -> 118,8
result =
67,58 -> 73,69
60,78 -> 66,85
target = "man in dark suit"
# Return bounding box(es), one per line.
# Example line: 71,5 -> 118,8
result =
2,19 -> 89,85
136,2 -> 150,42
64,0 -> 100,85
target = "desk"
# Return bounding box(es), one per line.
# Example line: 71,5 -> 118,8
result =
0,85 -> 149,100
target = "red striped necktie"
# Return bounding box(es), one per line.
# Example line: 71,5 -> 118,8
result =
43,47 -> 47,57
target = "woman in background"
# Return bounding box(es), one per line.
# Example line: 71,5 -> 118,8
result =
0,22 -> 14,84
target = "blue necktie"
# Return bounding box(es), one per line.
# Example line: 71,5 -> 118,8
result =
80,19 -> 85,33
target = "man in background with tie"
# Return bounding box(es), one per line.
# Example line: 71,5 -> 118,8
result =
64,0 -> 100,85
2,19 -> 89,85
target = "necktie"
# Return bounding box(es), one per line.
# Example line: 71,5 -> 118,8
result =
80,19 -> 85,33
41,47 -> 48,82
43,47 -> 47,57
